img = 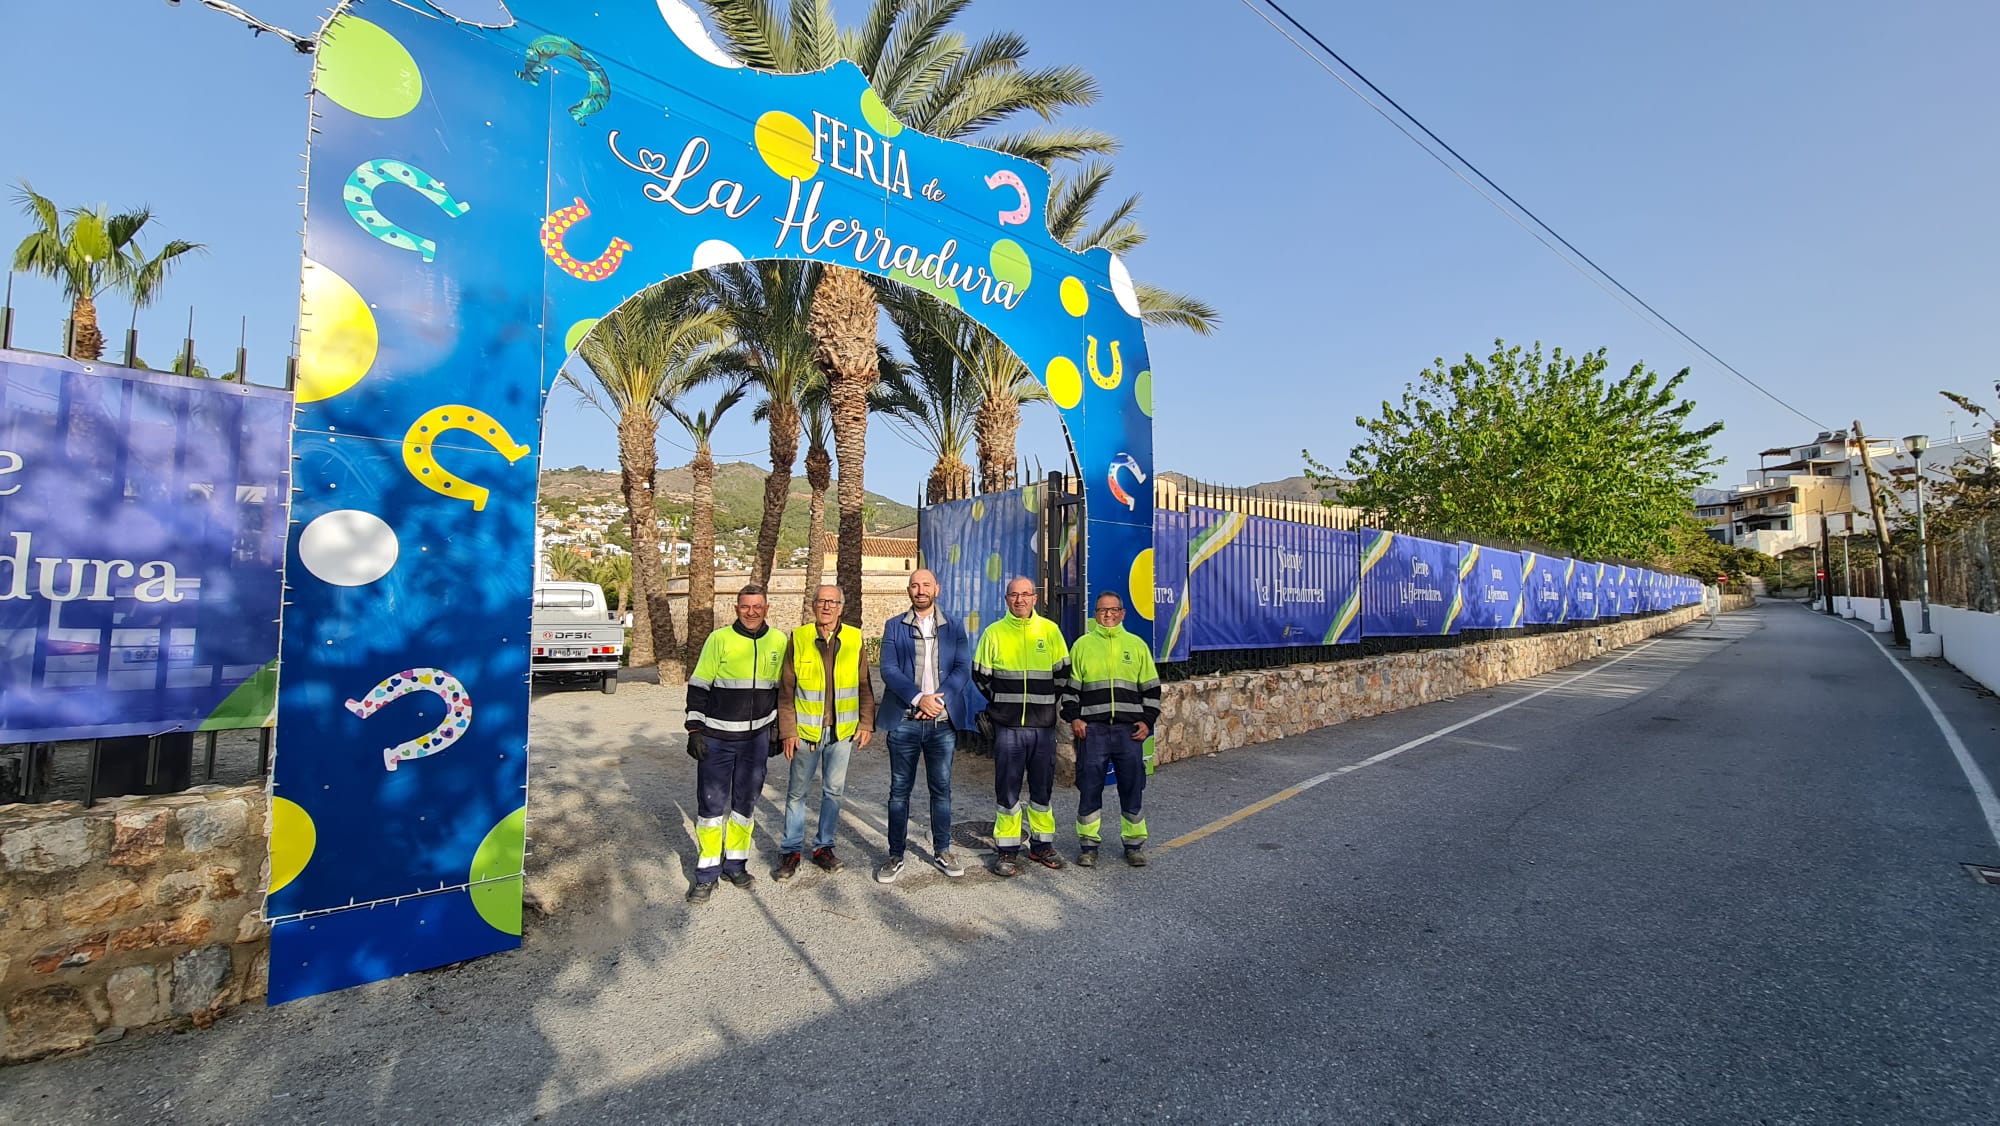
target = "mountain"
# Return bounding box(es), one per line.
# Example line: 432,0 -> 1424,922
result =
1157,470 -> 1348,505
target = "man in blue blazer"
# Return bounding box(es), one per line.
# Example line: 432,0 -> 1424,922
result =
875,568 -> 984,883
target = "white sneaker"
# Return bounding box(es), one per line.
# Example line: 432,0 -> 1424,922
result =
934,850 -> 965,878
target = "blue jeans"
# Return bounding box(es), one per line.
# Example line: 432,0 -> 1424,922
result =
886,716 -> 955,856
780,736 -> 854,853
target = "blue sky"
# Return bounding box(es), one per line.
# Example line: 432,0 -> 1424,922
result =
4,1 -> 1994,494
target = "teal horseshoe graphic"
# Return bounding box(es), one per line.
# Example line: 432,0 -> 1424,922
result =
343,159 -> 473,263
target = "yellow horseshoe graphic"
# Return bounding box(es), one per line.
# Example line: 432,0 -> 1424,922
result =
402,406 -> 533,511
1086,336 -> 1123,390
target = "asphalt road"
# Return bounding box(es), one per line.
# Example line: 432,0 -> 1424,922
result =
9,604 -> 2000,1124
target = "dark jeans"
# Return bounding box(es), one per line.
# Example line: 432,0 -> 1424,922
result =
1075,722 -> 1146,847
886,716 -> 955,856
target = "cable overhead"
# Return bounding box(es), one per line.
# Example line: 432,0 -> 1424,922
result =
1246,0 -> 1827,431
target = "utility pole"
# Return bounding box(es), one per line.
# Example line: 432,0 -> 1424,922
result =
1853,421 -> 1908,645
1819,507 -> 1835,615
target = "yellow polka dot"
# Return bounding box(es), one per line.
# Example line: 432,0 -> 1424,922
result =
315,16 -> 422,120
297,259 -> 378,404
1129,549 -> 1156,621
1060,277 -> 1089,317
269,797 -> 316,894
754,111 -> 818,181
1046,356 -> 1082,410
964,611 -> 981,637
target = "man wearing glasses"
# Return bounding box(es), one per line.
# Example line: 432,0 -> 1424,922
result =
1062,591 -> 1161,867
972,576 -> 1072,877
875,568 -> 979,883
683,585 -> 790,904
774,585 -> 876,879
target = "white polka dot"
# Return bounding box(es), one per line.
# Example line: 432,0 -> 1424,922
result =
1108,254 -> 1142,318
658,1 -> 744,68
691,239 -> 746,272
299,510 -> 400,587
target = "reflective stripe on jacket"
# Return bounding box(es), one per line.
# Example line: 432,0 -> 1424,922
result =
1062,624 -> 1161,728
685,622 -> 788,740
972,613 -> 1070,729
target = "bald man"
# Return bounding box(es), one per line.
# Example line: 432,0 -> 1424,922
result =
874,569 -> 981,882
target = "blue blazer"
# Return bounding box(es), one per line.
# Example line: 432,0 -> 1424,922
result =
879,608 -> 985,733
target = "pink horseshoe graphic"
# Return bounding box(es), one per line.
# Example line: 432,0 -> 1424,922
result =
1108,452 -> 1146,511
540,198 -> 632,282
345,667 -> 474,772
984,170 -> 1031,227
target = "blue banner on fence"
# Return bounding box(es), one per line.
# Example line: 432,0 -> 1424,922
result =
1456,543 -> 1523,631
1358,531 -> 1461,637
0,352 -> 290,742
1519,552 -> 1570,625
1567,559 -> 1602,622
1186,507 -> 1359,649
919,489 -> 1040,642
1154,508 -> 1192,662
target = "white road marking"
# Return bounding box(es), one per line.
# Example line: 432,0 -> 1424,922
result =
1843,620 -> 2000,852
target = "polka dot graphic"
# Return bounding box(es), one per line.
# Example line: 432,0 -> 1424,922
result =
296,260 -> 378,404
1108,253 -> 1142,318
964,612 -> 981,637
315,17 -> 423,119
1128,548 -> 1156,621
268,797 -> 316,895
755,111 -> 819,180
563,318 -> 600,354
658,0 -> 743,68
1136,369 -> 1154,418
985,552 -> 1004,582
859,87 -> 903,136
971,499 -> 986,522
299,510 -> 401,587
692,239 -> 746,272
1046,356 -> 1082,410
1022,487 -> 1041,514
1060,277 -> 1089,317
469,807 -> 526,936
989,240 -> 1032,295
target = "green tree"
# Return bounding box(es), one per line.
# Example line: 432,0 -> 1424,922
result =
707,259 -> 819,588
704,0 -> 1113,624
11,181 -> 201,360
1313,340 -> 1722,559
668,378 -> 753,669
567,277 -> 733,679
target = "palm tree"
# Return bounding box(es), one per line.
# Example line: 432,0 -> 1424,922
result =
704,0 -> 1115,624
668,378 -> 753,668
565,277 -> 733,678
10,182 -> 202,360
707,259 -> 820,588
796,382 -> 835,623
878,291 -> 982,503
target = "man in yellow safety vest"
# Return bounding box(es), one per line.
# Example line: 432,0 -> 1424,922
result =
774,584 -> 876,879
972,576 -> 1071,877
683,584 -> 790,904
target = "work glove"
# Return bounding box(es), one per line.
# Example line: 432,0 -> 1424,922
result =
685,730 -> 707,762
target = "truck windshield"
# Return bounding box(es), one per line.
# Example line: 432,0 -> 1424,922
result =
534,589 -> 596,610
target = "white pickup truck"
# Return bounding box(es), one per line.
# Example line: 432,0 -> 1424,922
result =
531,581 -> 624,694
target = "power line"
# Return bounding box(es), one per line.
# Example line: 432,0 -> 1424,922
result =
1245,0 -> 1828,431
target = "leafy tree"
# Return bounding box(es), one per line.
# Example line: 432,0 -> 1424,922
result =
1927,385 -> 2000,610
1312,340 -> 1722,559
10,181 -> 201,360
566,277 -> 733,679
704,0 -> 1113,624
707,259 -> 819,588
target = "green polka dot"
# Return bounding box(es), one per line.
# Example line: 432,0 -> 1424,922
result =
985,552 -> 1003,582
468,807 -> 525,936
964,611 -> 981,637
948,543 -> 961,565
1023,487 -> 1040,514
859,87 -> 903,137
315,17 -> 423,119
989,240 -> 1032,295
563,318 -> 600,355
889,265 -> 959,308
1136,368 -> 1153,417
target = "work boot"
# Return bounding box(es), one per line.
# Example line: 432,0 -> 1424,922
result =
812,846 -> 843,873
992,853 -> 1020,878
723,870 -> 755,889
1076,847 -> 1098,868
775,852 -> 802,880
875,854 -> 905,884
685,881 -> 715,904
1125,847 -> 1148,868
1028,844 -> 1066,870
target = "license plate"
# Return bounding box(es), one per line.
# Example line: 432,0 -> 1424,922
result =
548,647 -> 590,659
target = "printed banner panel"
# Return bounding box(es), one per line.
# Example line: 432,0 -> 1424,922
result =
1456,543 -> 1523,631
1567,559 -> 1603,622
1359,531 -> 1461,637
1520,552 -> 1570,626
919,488 -> 1040,642
1153,507 -> 1191,662
1188,507 -> 1359,650
0,352 -> 289,742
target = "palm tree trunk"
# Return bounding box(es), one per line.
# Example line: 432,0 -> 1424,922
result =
975,394 -> 1021,494
685,444 -> 719,669
754,399 -> 800,588
928,457 -> 973,504
812,265 -> 880,627
800,444 -> 832,622
616,412 -> 664,668
69,294 -> 105,362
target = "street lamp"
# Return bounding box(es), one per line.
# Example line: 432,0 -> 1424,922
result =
1905,434 -> 1935,645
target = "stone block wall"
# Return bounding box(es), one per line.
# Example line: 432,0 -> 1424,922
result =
0,783 -> 269,1062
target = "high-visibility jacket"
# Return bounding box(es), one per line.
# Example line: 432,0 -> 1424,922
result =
972,612 -> 1070,729
788,623 -> 863,742
685,622 -> 788,741
1062,623 -> 1161,728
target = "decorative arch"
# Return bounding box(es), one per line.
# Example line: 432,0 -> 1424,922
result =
272,0 -> 1155,1000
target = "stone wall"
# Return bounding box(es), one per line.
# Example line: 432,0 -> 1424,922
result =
1721,593 -> 1756,612
1148,606 -> 1705,768
0,783 -> 268,1062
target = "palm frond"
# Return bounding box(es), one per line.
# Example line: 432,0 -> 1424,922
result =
977,127 -> 1120,166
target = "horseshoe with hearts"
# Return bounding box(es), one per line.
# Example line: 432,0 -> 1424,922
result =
345,667 -> 473,771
